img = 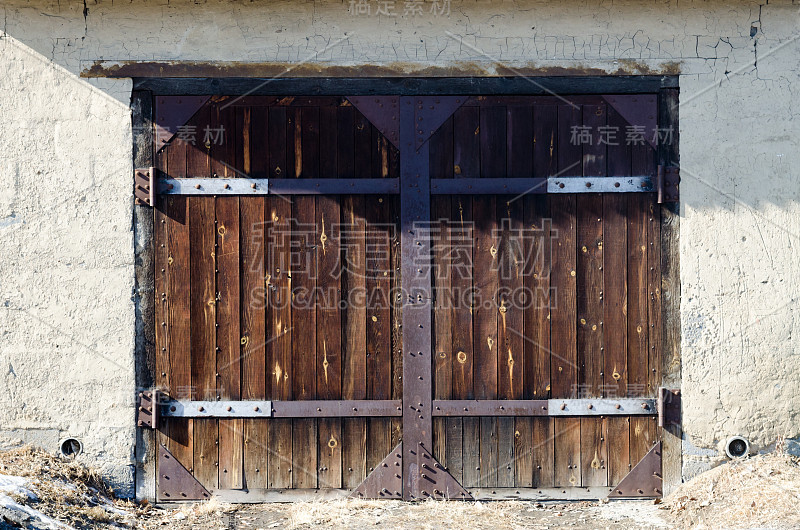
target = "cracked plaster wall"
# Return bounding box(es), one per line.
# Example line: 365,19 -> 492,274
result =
0,0 -> 798,492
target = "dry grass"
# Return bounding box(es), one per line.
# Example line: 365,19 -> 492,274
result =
663,444 -> 800,529
0,445 -> 148,528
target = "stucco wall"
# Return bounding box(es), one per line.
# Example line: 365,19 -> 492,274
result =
1,0 -> 798,495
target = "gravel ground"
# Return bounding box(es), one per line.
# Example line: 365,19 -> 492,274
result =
141,498 -> 671,530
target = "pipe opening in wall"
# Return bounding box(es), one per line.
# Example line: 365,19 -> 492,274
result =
60,438 -> 83,459
725,436 -> 750,458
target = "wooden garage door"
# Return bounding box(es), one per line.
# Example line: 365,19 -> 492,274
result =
149,91 -> 671,500
426,100 -> 660,491
154,99 -> 402,491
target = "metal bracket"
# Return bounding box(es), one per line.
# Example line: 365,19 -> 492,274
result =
602,95 -> 658,151
347,96 -> 400,149
412,96 -> 467,151
657,165 -> 680,203
157,444 -> 212,502
407,445 -> 472,500
350,443 -> 404,499
136,389 -> 161,429
134,167 -> 156,207
351,443 -> 472,501
608,441 -> 662,498
154,95 -> 211,149
658,388 -> 681,427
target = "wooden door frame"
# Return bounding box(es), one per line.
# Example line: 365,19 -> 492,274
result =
132,76 -> 680,502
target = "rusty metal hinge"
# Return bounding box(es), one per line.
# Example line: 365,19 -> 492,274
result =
657,165 -> 680,204
134,167 -> 156,207
137,389 -> 162,429
658,388 -> 681,427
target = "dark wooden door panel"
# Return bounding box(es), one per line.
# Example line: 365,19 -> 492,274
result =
154,94 -> 663,497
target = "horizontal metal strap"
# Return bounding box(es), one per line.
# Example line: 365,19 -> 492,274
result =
430,176 -> 654,195
548,176 -> 654,193
157,178 -> 399,195
432,398 -> 657,417
272,400 -> 402,417
159,399 -> 402,418
161,400 -> 272,418
269,178 -> 399,195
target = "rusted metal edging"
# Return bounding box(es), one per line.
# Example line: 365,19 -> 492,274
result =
431,399 -> 657,417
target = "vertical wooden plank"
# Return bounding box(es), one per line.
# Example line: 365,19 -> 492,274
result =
647,197 -> 662,398
480,106 -> 507,178
266,197 -> 293,488
580,96 -> 609,489
580,418 -> 607,487
552,103 -> 581,488
266,106 -> 292,488
453,106 -> 480,179
316,195 -> 342,489
607,415 -> 630,487
187,115 -> 218,489
366,192 -> 392,474
430,116 -> 454,180
556,104 -> 583,177
551,104 -> 580,399
497,197 -> 522,489
554,418 -> 581,488
528,105 -> 557,490
473,194 -> 498,489
354,109 -> 372,179
446,418 -> 463,484
319,106 -> 338,179
514,415 -> 533,487
341,195 -> 367,488
337,106 -> 355,179
389,195 -> 404,457
630,417 -> 655,468
153,151 -> 170,470
463,418 -> 481,488
507,105 -> 533,178
603,194 -> 630,486
291,194 -> 317,489
532,417 -> 555,488
627,192 -> 651,471
497,414 -> 516,488
240,106 -> 269,489
604,103 -> 631,488
627,193 -> 649,401
659,87 -> 682,495
301,107 -> 320,179
533,105 -> 558,177
216,196 -> 243,490
576,194 -> 604,399
451,194 -> 473,487
431,113 -> 454,472
577,103 -> 605,399
165,196 -> 192,470
432,195 -> 452,467
318,419 -> 342,489
315,197 -> 342,396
